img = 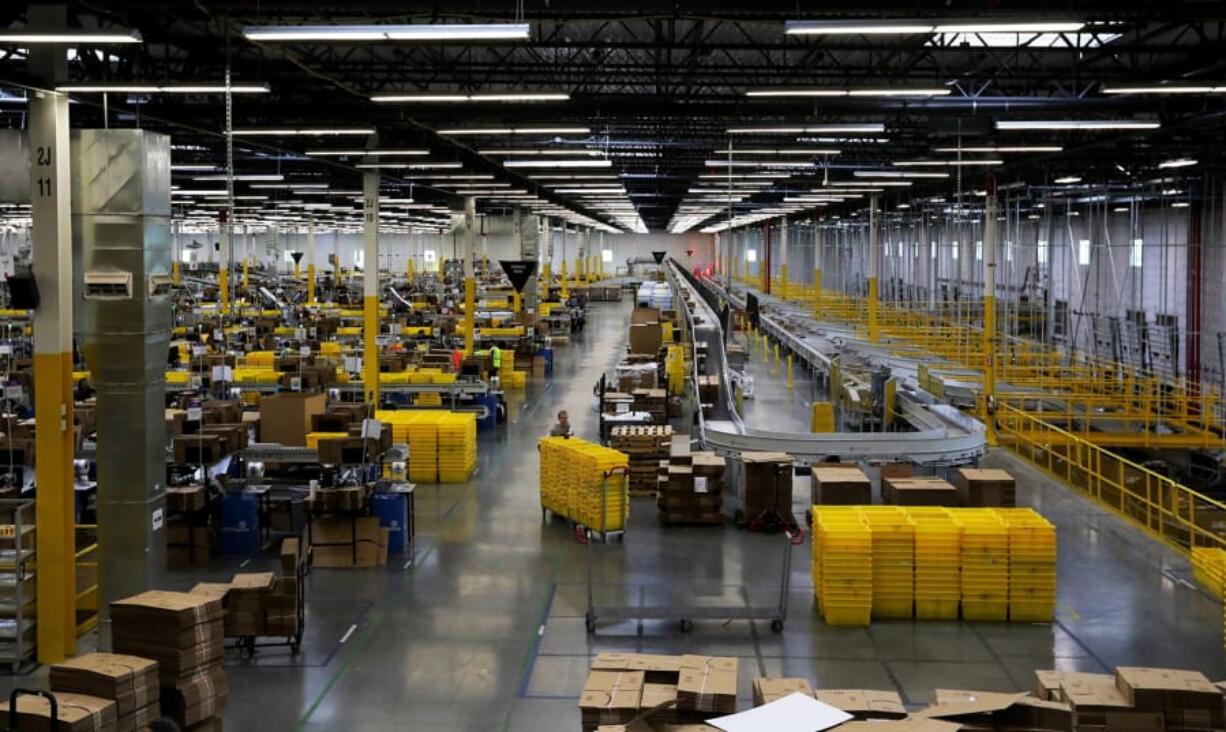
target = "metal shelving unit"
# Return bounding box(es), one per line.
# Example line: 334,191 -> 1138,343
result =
0,500 -> 36,672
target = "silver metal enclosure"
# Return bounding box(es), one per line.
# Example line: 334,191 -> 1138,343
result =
72,129 -> 172,626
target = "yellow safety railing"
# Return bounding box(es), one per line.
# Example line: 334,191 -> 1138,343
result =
996,403 -> 1226,556
75,524 -> 98,637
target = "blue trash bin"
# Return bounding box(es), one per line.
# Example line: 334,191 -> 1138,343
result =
220,491 -> 260,555
475,393 -> 498,431
371,492 -> 407,554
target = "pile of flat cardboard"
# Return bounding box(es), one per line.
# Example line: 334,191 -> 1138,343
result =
954,468 -> 1017,508
268,538 -> 304,637
753,678 -> 813,706
584,653 -> 738,731
110,591 -> 227,729
50,653 -> 159,732
0,691 -> 117,732
657,440 -> 725,526
225,572 -> 274,637
811,466 -> 873,505
611,425 -> 673,495
632,388 -> 668,425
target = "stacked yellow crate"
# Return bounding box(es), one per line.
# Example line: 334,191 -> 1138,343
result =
911,507 -> 961,620
245,351 -> 276,367
862,507 -> 914,619
416,392 -> 443,407
538,437 -> 568,515
994,508 -> 1057,622
572,443 -> 629,533
405,415 -> 439,482
502,370 -> 527,389
957,509 -> 1009,621
438,413 -> 477,483
1193,547 -> 1226,598
813,508 -> 873,627
306,431 -> 349,450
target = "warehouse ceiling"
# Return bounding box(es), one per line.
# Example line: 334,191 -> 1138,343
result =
3,1 -> 1226,232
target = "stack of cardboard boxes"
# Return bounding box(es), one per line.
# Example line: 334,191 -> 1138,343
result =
225,572 -> 274,637
657,437 -> 725,525
882,477 -> 959,507
0,692 -> 116,732
50,653 -> 159,732
954,468 -> 1018,508
739,452 -> 794,525
810,466 -> 873,505
269,538 -> 304,638
632,388 -> 668,425
110,591 -> 227,730
610,425 -> 673,495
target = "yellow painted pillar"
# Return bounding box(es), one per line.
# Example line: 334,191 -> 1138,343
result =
813,268 -> 822,319
560,260 -> 569,300
172,260 -> 181,286
362,171 -> 380,406
787,354 -> 793,389
218,221 -> 230,314
513,290 -> 522,314
542,262 -> 551,302
811,402 -> 834,432
29,38 -> 76,663
778,216 -> 789,301
464,277 -> 476,355
780,263 -> 789,301
983,181 -> 999,446
242,257 -> 249,290
774,343 -> 780,373
306,217 -> 317,305
307,264 -> 316,305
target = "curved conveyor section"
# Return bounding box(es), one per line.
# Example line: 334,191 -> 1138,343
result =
669,262 -> 986,466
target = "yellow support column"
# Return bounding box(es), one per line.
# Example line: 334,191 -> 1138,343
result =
560,260 -> 569,300
306,217 -> 317,305
30,36 -> 76,663
307,264 -> 316,305
813,267 -> 821,319
811,402 -> 834,432
513,290 -> 522,314
461,197 -> 477,355
780,263 -> 789,301
787,354 -> 793,389
983,179 -> 999,446
774,343 -> 780,373
464,277 -> 476,355
542,262 -> 551,302
362,171 -> 380,407
218,219 -> 230,314
172,260 -> 181,286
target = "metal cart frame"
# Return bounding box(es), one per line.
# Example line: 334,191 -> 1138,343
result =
230,547 -> 308,659
584,525 -> 795,634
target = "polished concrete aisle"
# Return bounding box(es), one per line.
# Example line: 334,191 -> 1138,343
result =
11,297 -> 1224,731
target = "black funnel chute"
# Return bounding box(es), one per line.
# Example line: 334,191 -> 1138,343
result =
499,260 -> 538,293
290,251 -> 304,264
651,251 -> 667,265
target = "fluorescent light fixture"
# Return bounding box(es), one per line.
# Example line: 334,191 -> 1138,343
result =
242,23 -> 530,42
1172,201 -> 1190,208
784,20 -> 934,35
932,145 -> 1062,153
478,149 -> 602,156
893,159 -> 1003,167
745,87 -> 949,98
1054,176 -> 1081,184
722,148 -> 840,155
0,30 -> 142,44
230,127 -> 375,136
356,162 -> 463,170
1158,157 -> 1197,169
193,174 -> 284,182
437,126 -> 589,135
171,189 -> 228,196
1101,84 -> 1222,95
552,188 -> 625,194
933,22 -> 1084,33
57,82 -> 270,94
306,148 -> 429,157
896,203 -> 911,209
171,164 -> 219,171
372,92 -> 567,103
995,120 -> 1160,131
728,124 -> 885,134
854,171 -> 949,179
503,159 -> 612,169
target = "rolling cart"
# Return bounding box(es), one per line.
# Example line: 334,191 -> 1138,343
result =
230,543 -> 309,659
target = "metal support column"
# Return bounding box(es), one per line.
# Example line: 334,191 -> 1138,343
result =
762,222 -> 771,294
218,215 -> 230,313
460,197 -> 477,355
779,216 -> 789,301
29,35 -> 76,663
307,217 -> 317,305
983,177 -> 998,445
560,223 -> 570,301
868,194 -> 880,343
813,212 -> 823,319
362,171 -> 380,406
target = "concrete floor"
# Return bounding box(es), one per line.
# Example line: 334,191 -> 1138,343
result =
10,298 -> 1226,731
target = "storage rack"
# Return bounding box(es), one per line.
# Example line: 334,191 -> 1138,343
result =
0,500 -> 36,672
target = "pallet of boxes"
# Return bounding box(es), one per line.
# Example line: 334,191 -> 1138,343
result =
657,435 -> 726,525
111,591 -> 227,730
581,653 -> 737,731
610,425 -> 672,496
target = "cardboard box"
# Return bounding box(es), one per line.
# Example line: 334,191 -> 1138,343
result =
580,670 -> 645,731
225,573 -> 274,637
1114,667 -> 1224,729
676,656 -> 737,714
741,452 -> 793,521
201,423 -> 249,455
309,516 -> 388,568
954,468 -> 1017,508
281,538 -> 303,575
1057,672 -> 1138,730
883,477 -> 959,507
997,697 -> 1074,732
189,583 -> 230,606
811,466 -> 872,505
629,323 -> 664,356
167,484 -> 207,514
1036,670 -> 1069,701
110,591 -> 224,630
173,435 -> 222,465
259,392 -> 327,447
814,689 -> 908,720
591,653 -> 683,685
0,691 -> 117,732
112,636 -> 222,683
752,677 -> 813,707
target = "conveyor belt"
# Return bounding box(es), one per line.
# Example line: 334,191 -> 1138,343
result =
669,263 -> 986,466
